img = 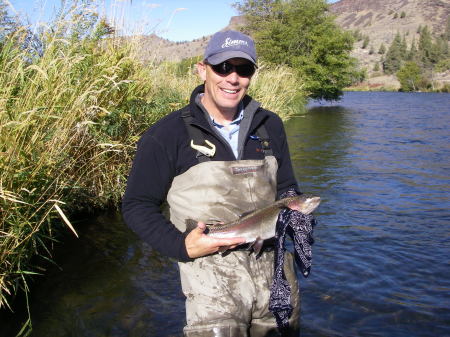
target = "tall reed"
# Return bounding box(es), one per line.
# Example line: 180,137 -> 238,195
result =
0,1 -> 306,333
0,9 -> 165,314
249,61 -> 306,119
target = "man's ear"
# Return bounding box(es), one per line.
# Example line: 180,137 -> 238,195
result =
197,62 -> 207,81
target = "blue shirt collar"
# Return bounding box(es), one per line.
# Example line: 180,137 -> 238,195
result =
198,93 -> 244,128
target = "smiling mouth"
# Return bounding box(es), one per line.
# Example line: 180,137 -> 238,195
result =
221,88 -> 239,94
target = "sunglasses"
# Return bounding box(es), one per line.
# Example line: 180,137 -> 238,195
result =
209,61 -> 256,77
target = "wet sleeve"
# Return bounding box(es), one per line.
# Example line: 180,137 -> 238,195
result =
122,133 -> 192,262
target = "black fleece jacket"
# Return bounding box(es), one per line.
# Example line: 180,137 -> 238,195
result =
122,84 -> 299,261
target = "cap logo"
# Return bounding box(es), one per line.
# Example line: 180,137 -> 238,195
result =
222,37 -> 249,49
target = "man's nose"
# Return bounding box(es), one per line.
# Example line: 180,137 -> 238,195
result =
226,70 -> 239,83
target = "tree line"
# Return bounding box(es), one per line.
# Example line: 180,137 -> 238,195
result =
234,0 -> 364,100
381,20 -> 450,91
235,0 -> 450,95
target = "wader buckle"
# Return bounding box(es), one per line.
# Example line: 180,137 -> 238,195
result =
190,140 -> 216,157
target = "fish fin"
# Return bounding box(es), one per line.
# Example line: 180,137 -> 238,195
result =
218,246 -> 232,257
250,237 -> 264,259
184,219 -> 198,233
219,247 -> 231,257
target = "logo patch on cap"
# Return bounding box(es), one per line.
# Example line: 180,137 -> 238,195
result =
204,30 -> 257,65
222,38 -> 249,49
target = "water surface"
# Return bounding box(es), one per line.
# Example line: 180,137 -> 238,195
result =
286,92 -> 450,336
2,91 -> 449,336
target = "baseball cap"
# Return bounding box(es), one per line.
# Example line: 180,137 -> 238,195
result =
204,30 -> 257,65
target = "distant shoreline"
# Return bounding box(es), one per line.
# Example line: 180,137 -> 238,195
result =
345,73 -> 450,93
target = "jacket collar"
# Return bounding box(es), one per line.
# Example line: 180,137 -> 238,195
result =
187,84 -> 267,133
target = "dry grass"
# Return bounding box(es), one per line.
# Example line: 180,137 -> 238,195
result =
249,61 -> 306,119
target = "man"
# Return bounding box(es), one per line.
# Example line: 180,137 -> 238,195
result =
122,30 -> 300,336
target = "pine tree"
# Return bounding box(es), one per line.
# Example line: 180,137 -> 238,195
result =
443,16 -> 450,41
378,43 -> 386,54
407,37 -> 418,61
400,34 -> 408,55
383,32 -> 403,74
431,37 -> 448,64
418,25 -> 433,68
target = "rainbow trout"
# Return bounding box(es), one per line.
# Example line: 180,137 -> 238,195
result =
185,195 -> 321,255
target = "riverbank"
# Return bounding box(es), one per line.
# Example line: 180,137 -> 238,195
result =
345,72 -> 450,92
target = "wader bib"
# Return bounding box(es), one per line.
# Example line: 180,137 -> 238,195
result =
167,156 -> 300,337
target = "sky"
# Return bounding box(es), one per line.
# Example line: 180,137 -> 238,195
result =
7,0 -> 339,42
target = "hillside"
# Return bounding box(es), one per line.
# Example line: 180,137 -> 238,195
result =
329,0 -> 450,89
134,0 -> 449,89
129,16 -> 244,64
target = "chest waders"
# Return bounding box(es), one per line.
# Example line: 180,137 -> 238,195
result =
166,110 -> 300,337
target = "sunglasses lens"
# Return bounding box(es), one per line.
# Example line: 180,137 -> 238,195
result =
236,64 -> 255,77
212,62 -> 233,75
211,61 -> 255,77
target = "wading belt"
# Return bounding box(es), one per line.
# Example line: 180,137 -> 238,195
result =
181,107 -> 273,163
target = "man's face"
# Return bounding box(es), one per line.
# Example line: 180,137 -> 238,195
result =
197,58 -> 254,117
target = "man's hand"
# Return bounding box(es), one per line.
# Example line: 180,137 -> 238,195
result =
185,222 -> 246,259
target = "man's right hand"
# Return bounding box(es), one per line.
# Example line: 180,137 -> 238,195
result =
185,222 -> 246,259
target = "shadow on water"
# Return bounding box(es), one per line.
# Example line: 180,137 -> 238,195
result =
1,212 -> 185,337
285,105 -> 355,199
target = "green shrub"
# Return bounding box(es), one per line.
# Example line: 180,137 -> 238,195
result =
396,61 -> 421,91
439,83 -> 450,93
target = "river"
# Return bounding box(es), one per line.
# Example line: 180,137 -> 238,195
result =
2,91 -> 449,336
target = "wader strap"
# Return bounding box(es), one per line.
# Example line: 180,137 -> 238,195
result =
182,107 -> 273,162
255,123 -> 273,156
181,108 -> 211,163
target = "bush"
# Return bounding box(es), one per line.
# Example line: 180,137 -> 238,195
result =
435,58 -> 450,72
396,61 -> 421,91
439,83 -> 450,93
362,36 -> 370,49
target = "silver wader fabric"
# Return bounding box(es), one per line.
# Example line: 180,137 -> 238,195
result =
166,156 -> 300,337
